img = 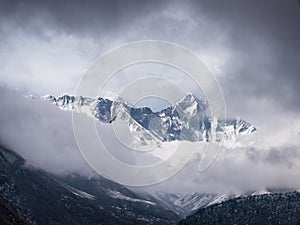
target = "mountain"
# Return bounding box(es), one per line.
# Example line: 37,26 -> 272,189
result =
138,191 -> 245,217
139,189 -> 299,218
42,93 -> 256,143
179,192 -> 300,225
139,192 -> 218,217
0,146 -> 179,225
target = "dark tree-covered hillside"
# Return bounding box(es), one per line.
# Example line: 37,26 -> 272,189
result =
180,192 -> 300,225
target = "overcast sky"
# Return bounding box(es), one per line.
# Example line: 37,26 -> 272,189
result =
0,0 -> 300,194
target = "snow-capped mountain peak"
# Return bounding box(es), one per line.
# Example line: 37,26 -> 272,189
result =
176,93 -> 209,113
41,93 -> 256,143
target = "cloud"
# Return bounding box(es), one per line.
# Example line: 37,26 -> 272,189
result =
0,28 -> 99,95
193,0 -> 300,112
0,0 -> 156,94
0,86 -> 167,176
1,85 -> 300,194
140,143 -> 300,194
264,147 -> 300,167
0,86 -> 93,176
0,0 -> 300,194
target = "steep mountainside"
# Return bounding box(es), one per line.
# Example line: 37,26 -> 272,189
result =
141,192 -> 217,217
179,192 -> 300,225
0,146 -> 179,225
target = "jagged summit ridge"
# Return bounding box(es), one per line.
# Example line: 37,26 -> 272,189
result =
42,93 -> 256,143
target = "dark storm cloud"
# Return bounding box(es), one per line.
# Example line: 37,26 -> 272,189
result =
0,0 -> 174,94
1,0 -> 299,110
190,0 -> 300,112
0,0 -> 168,38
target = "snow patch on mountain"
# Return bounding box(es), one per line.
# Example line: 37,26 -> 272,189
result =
174,192 -> 218,211
107,190 -> 156,205
206,194 -> 229,206
252,189 -> 272,196
64,185 -> 96,200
